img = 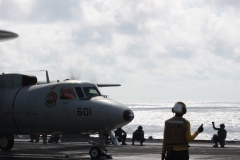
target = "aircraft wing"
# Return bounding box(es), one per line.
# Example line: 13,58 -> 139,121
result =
96,84 -> 121,87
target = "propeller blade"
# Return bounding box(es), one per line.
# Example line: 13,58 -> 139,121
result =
70,68 -> 81,80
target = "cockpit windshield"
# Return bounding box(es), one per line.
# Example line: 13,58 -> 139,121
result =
83,87 -> 101,97
75,87 -> 85,99
60,87 -> 76,99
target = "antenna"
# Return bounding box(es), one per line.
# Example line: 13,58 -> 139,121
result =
46,70 -> 50,83
39,70 -> 50,83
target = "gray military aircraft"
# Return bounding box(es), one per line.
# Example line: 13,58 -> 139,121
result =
0,30 -> 134,159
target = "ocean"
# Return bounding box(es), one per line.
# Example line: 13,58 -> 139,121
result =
121,100 -> 240,141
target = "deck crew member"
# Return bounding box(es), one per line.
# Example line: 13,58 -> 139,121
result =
212,122 -> 227,148
161,101 -> 204,160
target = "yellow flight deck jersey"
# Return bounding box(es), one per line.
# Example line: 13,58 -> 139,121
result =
161,116 -> 200,154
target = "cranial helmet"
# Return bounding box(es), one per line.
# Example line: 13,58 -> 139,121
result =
172,101 -> 187,115
220,124 -> 225,128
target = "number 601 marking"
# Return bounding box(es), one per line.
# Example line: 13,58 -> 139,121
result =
77,108 -> 92,116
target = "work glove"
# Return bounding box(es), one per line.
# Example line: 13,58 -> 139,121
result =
161,153 -> 166,160
198,124 -> 204,133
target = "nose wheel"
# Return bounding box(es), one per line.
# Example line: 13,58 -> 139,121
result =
88,132 -> 113,159
89,146 -> 112,159
89,147 -> 101,158
0,135 -> 14,151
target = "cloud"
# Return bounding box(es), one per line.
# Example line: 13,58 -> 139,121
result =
0,0 -> 79,22
1,0 -> 240,100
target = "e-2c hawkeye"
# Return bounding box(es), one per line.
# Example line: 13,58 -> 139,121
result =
0,30 -> 134,159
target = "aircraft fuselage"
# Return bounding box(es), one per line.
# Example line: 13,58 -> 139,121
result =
0,74 -> 134,135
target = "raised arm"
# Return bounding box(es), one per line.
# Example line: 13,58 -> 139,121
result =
186,121 -> 200,142
212,122 -> 219,130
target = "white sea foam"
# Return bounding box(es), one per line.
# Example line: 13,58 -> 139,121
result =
121,100 -> 240,141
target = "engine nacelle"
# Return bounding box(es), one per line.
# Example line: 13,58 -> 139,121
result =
0,73 -> 37,88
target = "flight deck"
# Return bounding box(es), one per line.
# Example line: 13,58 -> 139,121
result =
0,138 -> 240,160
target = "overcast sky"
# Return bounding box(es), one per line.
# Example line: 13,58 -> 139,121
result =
1,0 -> 240,101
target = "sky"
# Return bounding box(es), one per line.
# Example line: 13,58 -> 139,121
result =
1,0 -> 240,101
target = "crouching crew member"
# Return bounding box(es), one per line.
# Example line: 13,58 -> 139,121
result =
132,126 -> 146,145
212,122 -> 227,148
115,127 -> 127,145
161,101 -> 204,160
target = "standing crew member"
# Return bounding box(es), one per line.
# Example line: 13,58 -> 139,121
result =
161,101 -> 204,160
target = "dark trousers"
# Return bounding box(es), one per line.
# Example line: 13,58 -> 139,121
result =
117,133 -> 127,144
132,135 -> 146,145
213,134 -> 225,147
166,150 -> 189,160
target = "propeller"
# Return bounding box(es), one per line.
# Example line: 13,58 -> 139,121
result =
70,68 -> 81,80
68,68 -> 121,87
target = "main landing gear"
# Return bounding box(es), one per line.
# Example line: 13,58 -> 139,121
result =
0,135 -> 14,151
89,132 -> 112,159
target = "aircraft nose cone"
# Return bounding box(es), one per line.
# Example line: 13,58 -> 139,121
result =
123,109 -> 134,122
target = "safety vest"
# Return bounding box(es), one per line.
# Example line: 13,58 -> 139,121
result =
164,117 -> 189,149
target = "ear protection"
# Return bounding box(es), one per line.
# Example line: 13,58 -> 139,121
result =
172,102 -> 187,114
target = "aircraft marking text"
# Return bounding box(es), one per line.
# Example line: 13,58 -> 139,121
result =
77,108 -> 92,116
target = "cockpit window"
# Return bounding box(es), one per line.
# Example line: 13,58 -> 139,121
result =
83,87 -> 101,97
75,87 -> 85,99
60,87 -> 76,99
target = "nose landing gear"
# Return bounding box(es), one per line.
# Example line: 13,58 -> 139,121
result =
89,146 -> 112,159
89,131 -> 113,159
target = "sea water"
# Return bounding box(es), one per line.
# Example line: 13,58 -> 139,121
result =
121,100 -> 240,141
